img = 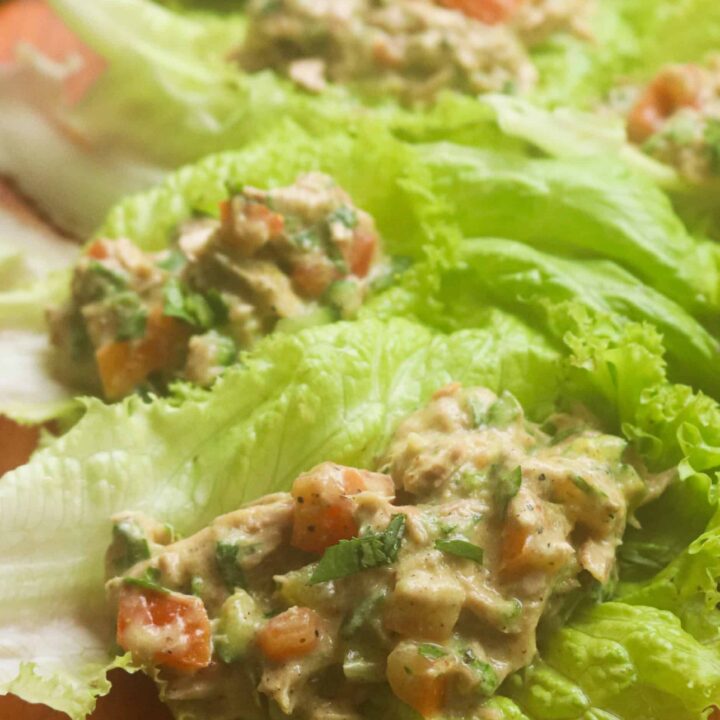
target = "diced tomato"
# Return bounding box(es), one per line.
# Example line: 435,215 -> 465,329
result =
0,416 -> 40,477
387,650 -> 446,718
96,308 -> 190,400
438,0 -> 522,24
256,607 -> 321,663
86,239 -> 109,260
291,254 -> 337,299
628,65 -> 703,143
291,464 -> 361,554
116,586 -> 211,673
246,202 -> 285,236
346,230 -> 377,278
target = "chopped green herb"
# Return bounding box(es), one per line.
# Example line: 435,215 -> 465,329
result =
341,588 -> 387,639
156,248 -> 187,272
163,278 -> 227,330
462,649 -> 498,696
435,538 -> 484,564
292,227 -> 322,251
123,566 -> 166,593
105,291 -> 148,341
495,465 -> 522,513
112,520 -> 150,571
87,260 -> 127,290
310,514 -> 406,584
418,643 -> 448,660
571,475 -> 608,499
328,206 -> 358,229
215,541 -> 246,591
78,260 -> 128,303
190,576 -> 205,597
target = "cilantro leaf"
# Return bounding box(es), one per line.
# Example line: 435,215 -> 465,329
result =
215,541 -> 246,591
111,520 -> 150,572
123,567 -> 166,593
310,514 -> 406,584
163,278 -> 227,330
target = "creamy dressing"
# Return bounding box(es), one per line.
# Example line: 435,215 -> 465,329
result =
106,384 -> 658,719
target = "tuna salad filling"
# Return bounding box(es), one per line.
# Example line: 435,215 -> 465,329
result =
239,0 -> 591,102
624,57 -> 720,183
105,384 -> 663,719
48,173 -> 383,399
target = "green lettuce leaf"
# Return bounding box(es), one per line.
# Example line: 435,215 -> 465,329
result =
417,142 -> 719,316
0,317 -> 559,717
0,223 -> 79,422
506,603 -> 720,720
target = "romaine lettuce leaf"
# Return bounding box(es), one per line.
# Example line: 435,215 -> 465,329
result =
506,603 -> 720,720
0,316 -> 559,717
3,302 -> 720,718
0,221 -> 79,422
417,142 -> 719,315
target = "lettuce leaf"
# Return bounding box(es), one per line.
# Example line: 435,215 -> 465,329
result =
506,603 -> 720,720
0,221 -> 79,422
376,237 -> 720,398
417,142 -> 719,315
0,316 -> 559,717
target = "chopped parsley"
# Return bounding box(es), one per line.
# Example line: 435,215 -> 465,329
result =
163,278 -> 228,330
434,538 -> 484,564
112,520 -> 150,571
495,465 -> 522,513
215,541 -> 247,591
123,566 -> 167,594
328,206 -> 358,229
462,648 -> 498,696
310,514 -> 406,584
107,292 -> 148,341
341,588 -> 388,639
156,248 -> 188,272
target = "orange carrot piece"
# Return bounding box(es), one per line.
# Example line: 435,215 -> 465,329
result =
117,586 -> 212,673
256,607 -> 321,663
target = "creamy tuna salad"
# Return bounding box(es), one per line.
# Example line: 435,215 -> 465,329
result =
239,0 -> 592,103
48,173 -> 383,399
105,384 -> 663,719
624,57 -> 720,183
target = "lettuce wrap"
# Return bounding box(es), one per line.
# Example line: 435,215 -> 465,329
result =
2,301 -> 720,719
3,120 -> 720,420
